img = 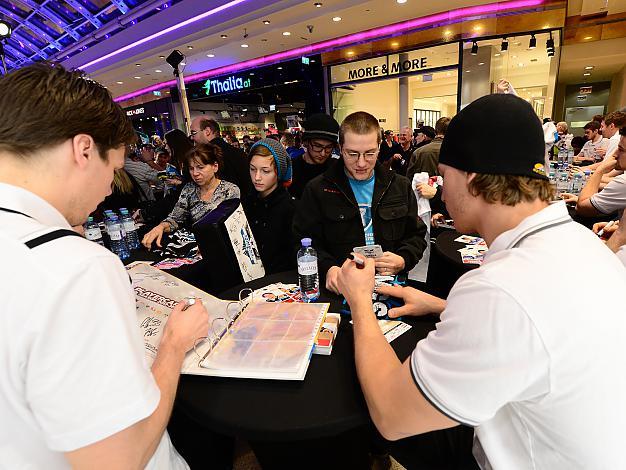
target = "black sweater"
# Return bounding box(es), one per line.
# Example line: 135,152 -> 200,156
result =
243,186 -> 296,275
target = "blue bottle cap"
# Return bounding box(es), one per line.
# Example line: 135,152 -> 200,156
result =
301,238 -> 312,247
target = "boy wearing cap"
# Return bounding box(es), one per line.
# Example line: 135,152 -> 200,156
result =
336,95 -> 626,469
243,138 -> 295,275
289,113 -> 340,199
293,111 -> 427,293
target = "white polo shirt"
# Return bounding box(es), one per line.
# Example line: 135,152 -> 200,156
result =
590,173 -> 626,217
605,131 -> 621,159
411,201 -> 626,469
0,183 -> 187,469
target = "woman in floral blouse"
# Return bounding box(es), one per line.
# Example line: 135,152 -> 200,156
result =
142,143 -> 240,249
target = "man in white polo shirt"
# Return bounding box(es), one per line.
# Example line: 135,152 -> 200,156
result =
0,64 -> 208,468
336,94 -> 626,469
576,126 -> 626,218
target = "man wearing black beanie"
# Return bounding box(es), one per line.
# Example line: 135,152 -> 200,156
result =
334,94 -> 626,469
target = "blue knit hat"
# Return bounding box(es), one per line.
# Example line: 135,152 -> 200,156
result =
249,138 -> 293,186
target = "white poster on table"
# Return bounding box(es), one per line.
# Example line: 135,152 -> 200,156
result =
223,204 -> 265,282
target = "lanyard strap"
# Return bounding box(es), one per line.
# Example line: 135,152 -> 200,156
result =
0,206 -> 82,248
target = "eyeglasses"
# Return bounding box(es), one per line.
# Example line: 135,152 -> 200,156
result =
188,130 -> 198,138
309,142 -> 335,153
342,149 -> 379,161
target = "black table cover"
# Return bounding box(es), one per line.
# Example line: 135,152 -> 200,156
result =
174,270 -> 437,441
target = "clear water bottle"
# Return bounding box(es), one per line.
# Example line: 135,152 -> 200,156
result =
108,215 -> 130,260
297,238 -> 319,302
584,170 -> 591,184
557,147 -> 566,165
557,167 -> 569,194
120,208 -> 139,250
548,170 -> 557,194
83,216 -> 104,246
570,173 -> 583,194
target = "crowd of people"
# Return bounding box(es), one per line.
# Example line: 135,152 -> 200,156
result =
2,62 -> 626,470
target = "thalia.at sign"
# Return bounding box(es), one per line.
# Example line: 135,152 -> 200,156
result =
203,76 -> 252,96
126,107 -> 145,116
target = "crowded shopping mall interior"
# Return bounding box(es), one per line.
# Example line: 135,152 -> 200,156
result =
2,0 -> 626,469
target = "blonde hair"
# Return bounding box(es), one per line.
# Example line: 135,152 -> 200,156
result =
468,174 -> 554,206
113,168 -> 134,194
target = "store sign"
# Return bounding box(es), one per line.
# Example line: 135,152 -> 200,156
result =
330,43 -> 458,85
126,107 -> 145,116
579,86 -> 592,94
202,75 -> 252,96
347,57 -> 428,80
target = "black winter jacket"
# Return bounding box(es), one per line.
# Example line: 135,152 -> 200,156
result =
293,160 -> 427,279
243,186 -> 296,275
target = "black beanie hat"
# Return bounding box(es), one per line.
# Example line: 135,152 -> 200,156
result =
302,113 -> 340,144
439,94 -> 548,180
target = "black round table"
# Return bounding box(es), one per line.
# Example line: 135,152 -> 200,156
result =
174,270 -> 437,442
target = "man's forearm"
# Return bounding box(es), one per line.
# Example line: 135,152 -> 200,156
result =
352,298 -> 404,435
606,228 -> 626,253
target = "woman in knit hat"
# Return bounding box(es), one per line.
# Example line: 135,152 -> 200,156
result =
243,138 -> 296,275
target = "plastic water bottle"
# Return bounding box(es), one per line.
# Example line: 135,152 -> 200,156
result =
570,173 -> 583,194
548,170 -> 557,194
108,215 -> 130,259
120,208 -> 139,250
297,238 -> 320,302
83,216 -> 104,246
557,167 -> 569,194
584,170 -> 591,184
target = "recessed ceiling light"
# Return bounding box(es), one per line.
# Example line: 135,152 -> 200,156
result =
585,66 -> 594,70
518,62 -> 524,67
135,63 -> 141,67
241,43 -> 249,48
263,19 -> 270,24
473,25 -> 482,31
180,62 -> 186,66
512,55 -> 517,58
282,31 -> 291,36
584,36 -> 593,40
249,72 -> 255,75
397,0 -> 407,3
347,51 -> 354,56
207,53 -> 215,57
465,70 -> 471,73
391,42 -> 399,46
220,34 -> 228,38
583,72 -> 591,76
314,2 -> 322,6
478,62 -> 485,65
134,76 -> 141,79
444,30 -> 452,36
158,55 -> 165,59
277,66 -> 283,70
116,81 -> 123,84
494,53 -> 501,57
310,59 -> 316,62
332,16 -> 341,22
187,45 -> 193,49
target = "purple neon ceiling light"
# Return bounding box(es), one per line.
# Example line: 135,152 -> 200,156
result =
78,0 -> 250,70
113,0 -> 546,102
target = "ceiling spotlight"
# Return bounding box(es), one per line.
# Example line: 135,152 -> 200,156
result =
159,55 -> 165,59
207,53 -> 215,57
546,33 -> 555,57
241,44 -> 249,48
478,62 -> 485,66
277,66 -> 283,70
314,2 -> 322,7
347,51 -> 354,56
263,19 -> 270,24
397,0 -> 407,3
155,69 -> 162,73
134,76 -> 141,79
391,42 -> 399,47
187,45 -> 193,50
0,20 -> 12,39
494,53 -> 501,57
220,34 -> 228,38
583,72 -> 591,76
584,36 -> 593,40
332,16 -> 341,22
116,81 -> 123,84
471,41 -> 478,55
135,63 -> 141,67
282,31 -> 291,36
529,34 -> 536,49
585,65 -> 594,70
501,37 -> 508,52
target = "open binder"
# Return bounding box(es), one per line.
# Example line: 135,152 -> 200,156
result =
128,263 -> 329,380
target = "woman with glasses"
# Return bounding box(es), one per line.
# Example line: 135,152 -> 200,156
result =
141,143 -> 240,249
